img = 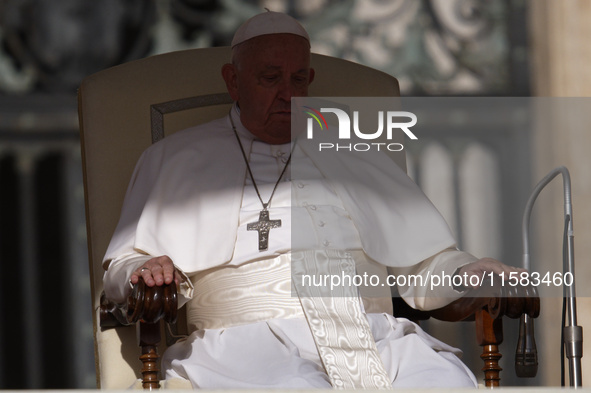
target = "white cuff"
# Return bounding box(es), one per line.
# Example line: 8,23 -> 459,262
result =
389,247 -> 478,311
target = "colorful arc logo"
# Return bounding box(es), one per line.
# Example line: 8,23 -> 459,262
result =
303,106 -> 328,130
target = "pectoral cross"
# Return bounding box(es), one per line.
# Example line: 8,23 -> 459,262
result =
247,207 -> 281,251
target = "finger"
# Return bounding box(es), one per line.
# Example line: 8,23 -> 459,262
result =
140,266 -> 156,287
476,258 -> 512,276
131,265 -> 151,284
149,263 -> 166,286
130,271 -> 140,285
151,256 -> 175,285
161,261 -> 176,285
474,259 -> 527,280
496,263 -> 526,276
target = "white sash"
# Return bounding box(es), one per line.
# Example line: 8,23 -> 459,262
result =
292,250 -> 392,389
187,252 -> 393,388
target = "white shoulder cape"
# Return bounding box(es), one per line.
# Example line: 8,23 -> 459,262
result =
104,115 -> 455,273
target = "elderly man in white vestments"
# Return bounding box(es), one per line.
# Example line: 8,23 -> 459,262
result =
103,10 -> 523,389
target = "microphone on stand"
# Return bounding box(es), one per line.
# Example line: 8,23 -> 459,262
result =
520,166 -> 582,387
515,313 -> 538,377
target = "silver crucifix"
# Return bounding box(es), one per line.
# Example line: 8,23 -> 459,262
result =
247,208 -> 281,251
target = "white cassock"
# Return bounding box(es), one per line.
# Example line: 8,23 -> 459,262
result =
103,104 -> 479,388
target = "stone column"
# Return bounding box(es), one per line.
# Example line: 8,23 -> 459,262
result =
528,0 -> 591,386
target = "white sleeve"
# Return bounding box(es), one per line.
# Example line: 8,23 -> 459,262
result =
103,252 -> 194,307
389,247 -> 478,311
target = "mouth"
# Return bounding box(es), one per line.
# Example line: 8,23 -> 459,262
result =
271,111 -> 292,120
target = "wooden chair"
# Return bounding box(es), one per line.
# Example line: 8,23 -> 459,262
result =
78,46 -> 539,389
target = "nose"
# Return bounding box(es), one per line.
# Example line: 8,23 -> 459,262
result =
276,77 -> 294,102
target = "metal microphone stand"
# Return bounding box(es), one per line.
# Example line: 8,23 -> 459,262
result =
522,166 -> 582,387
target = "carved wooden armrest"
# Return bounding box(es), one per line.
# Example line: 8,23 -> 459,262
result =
102,278 -> 539,389
429,280 -> 540,321
394,280 -> 540,387
100,278 -> 178,389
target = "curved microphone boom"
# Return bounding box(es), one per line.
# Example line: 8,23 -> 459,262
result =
520,166 -> 582,387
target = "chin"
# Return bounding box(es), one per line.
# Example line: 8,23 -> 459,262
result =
264,124 -> 292,143
263,133 -> 291,144
267,134 -> 292,144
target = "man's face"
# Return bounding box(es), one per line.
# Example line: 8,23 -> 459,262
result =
222,34 -> 315,144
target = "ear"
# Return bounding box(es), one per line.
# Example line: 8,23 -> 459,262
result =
221,63 -> 239,101
308,68 -> 315,85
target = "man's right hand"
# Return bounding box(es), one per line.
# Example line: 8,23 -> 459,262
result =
131,255 -> 178,287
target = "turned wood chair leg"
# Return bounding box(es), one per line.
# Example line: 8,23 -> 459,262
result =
475,309 -> 504,387
481,344 -> 502,387
139,322 -> 161,389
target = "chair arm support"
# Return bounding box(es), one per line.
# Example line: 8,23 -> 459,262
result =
99,278 -> 178,329
427,281 -> 540,322
426,281 -> 540,387
127,278 -> 178,325
99,279 -> 179,390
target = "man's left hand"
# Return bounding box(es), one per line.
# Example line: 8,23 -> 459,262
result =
456,258 -> 526,290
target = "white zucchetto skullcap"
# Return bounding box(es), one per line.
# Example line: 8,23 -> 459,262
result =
231,9 -> 310,48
